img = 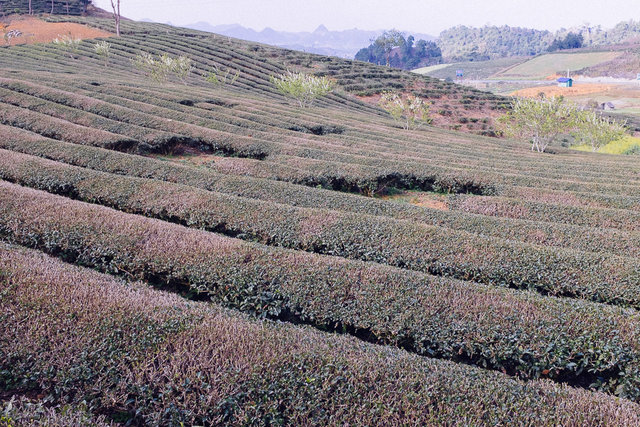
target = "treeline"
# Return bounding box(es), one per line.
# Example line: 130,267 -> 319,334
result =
0,0 -> 90,16
434,20 -> 640,61
437,25 -> 554,61
355,32 -> 442,69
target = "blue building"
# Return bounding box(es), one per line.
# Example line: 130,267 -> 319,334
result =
557,77 -> 573,87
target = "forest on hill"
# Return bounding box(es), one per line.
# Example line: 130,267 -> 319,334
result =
355,32 -> 442,69
436,20 -> 640,61
355,20 -> 640,66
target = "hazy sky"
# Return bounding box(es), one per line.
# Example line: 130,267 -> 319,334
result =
93,0 -> 640,35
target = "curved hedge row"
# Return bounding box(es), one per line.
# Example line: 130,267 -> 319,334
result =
449,194 -> 640,232
3,26 -> 640,188
4,148 -> 640,303
0,102 -> 136,151
4,63 -> 640,200
3,140 -> 640,259
501,185 -> 640,213
4,244 -> 640,425
0,86 -> 191,151
23,73 -> 640,192
2,181 -> 640,400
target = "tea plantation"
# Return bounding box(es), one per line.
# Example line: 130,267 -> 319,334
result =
2,15 -> 640,426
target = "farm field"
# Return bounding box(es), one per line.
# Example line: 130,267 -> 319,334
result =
413,56 -> 527,80
416,50 -> 640,121
493,51 -> 624,80
3,13 -> 640,426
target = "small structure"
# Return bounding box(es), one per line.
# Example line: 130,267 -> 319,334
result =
557,77 -> 573,87
600,102 -> 616,111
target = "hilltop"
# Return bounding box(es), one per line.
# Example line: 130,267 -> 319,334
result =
3,14 -> 640,425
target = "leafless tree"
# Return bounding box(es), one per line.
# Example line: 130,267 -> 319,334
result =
110,0 -> 121,36
28,0 -> 33,15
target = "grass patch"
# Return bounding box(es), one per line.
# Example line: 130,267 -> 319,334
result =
572,135 -> 640,155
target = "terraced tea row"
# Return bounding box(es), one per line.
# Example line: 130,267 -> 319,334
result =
4,13 -> 640,423
3,149 -> 640,308
3,130 -> 640,247
449,194 -> 640,232
2,24 -> 628,191
3,181 -> 640,400
0,71 -> 629,180
4,243 -> 640,425
2,67 -> 640,201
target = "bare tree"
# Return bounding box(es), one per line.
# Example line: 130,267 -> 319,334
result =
51,0 -> 55,14
110,0 -> 121,36
379,91 -> 432,130
28,0 -> 33,15
66,0 -> 70,14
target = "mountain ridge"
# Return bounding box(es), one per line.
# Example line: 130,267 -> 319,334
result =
181,21 -> 436,58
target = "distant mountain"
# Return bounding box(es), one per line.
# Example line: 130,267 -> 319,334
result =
183,22 -> 436,58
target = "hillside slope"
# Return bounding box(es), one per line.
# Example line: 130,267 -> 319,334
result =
3,16 -> 640,425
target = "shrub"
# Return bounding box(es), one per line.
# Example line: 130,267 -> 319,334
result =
52,33 -> 81,59
205,64 -> 240,86
133,52 -> 193,84
93,40 -> 111,67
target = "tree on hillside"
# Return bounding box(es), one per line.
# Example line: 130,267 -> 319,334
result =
379,91 -> 432,130
573,110 -> 627,152
355,34 -> 441,69
498,97 -> 577,153
270,71 -> 334,108
374,30 -> 405,67
110,0 -> 121,36
28,0 -> 32,15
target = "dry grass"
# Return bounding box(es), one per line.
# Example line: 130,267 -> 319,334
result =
2,16 -> 112,46
381,190 -> 449,210
512,83 -> 618,98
